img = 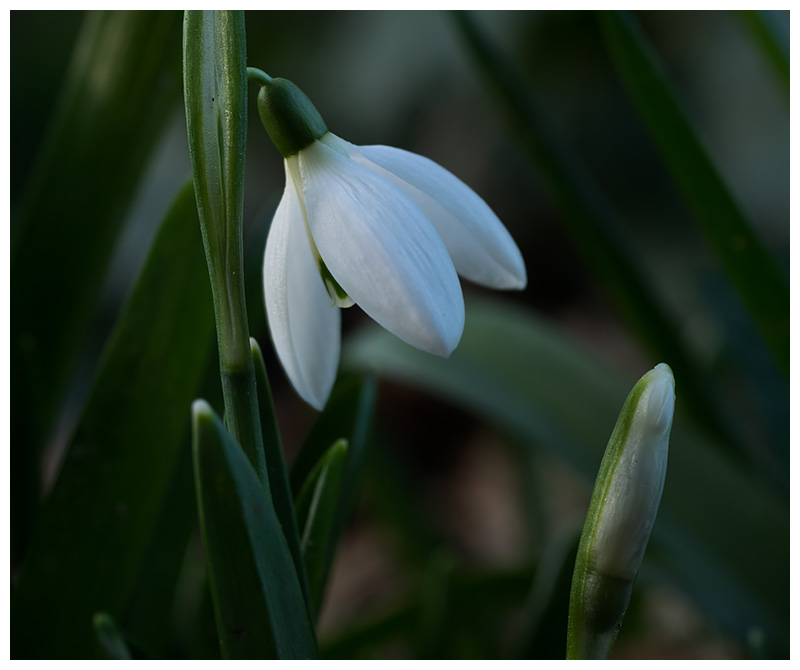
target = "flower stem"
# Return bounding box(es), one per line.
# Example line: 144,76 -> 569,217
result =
247,67 -> 273,86
216,281 -> 268,490
183,10 -> 268,487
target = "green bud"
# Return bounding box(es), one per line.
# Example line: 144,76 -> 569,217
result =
251,71 -> 328,158
566,363 -> 675,659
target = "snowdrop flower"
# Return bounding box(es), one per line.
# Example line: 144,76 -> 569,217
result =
252,71 -> 526,409
567,363 -> 675,659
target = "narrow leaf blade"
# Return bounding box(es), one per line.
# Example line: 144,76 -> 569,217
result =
251,337 -> 313,616
290,373 -> 377,590
295,439 -> 349,616
11,12 -> 183,558
450,11 -> 748,464
600,10 -> 788,376
193,402 -> 317,659
11,182 -> 216,659
736,10 -> 789,98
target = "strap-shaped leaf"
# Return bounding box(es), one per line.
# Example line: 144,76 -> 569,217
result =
290,373 -> 377,596
192,401 -> 317,659
11,9 -> 182,563
120,419 -> 204,656
295,439 -> 349,617
600,11 -> 788,377
11,182 -> 215,659
736,10 -> 789,99
250,337 -> 312,616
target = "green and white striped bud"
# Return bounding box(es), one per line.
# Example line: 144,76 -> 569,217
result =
566,363 -> 675,659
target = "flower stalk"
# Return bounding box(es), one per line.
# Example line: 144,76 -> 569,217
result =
566,363 -> 675,659
183,10 -> 267,485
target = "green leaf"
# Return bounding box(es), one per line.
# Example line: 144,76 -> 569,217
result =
599,10 -> 788,377
343,297 -> 788,656
93,612 -> 132,660
736,10 -> 789,98
290,373 -> 377,592
290,373 -> 376,497
513,529 -> 580,660
119,421 -> 200,655
250,337 -> 312,616
11,181 -> 216,659
11,9 -> 183,562
295,439 -> 349,617
361,437 -> 442,566
192,401 -> 317,659
414,550 -> 457,659
450,11 -> 745,464
121,349 -> 224,658
119,439 -> 196,657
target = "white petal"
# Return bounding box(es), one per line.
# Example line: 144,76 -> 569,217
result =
263,170 -> 341,409
345,142 -> 527,290
292,135 -> 465,357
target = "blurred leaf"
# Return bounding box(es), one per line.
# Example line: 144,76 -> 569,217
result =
295,439 -> 349,617
119,438 -> 196,657
11,11 -> 183,559
599,10 -> 788,377
414,550 -> 457,659
513,528 -> 580,659
10,11 -> 85,201
735,10 -> 789,98
450,11 -> 744,465
93,612 -> 132,660
121,352 -> 223,659
361,436 -> 442,566
167,534 -> 222,660
343,297 -> 788,656
192,401 -> 317,659
11,182 -> 216,659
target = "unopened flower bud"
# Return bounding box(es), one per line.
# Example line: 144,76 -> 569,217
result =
567,363 -> 675,659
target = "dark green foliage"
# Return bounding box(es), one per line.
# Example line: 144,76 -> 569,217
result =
11,183 -> 216,659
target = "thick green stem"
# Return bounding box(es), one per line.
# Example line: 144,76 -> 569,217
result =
219,343 -> 267,490
183,10 -> 267,486
247,66 -> 272,86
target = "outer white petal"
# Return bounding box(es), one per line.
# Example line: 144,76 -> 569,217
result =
291,134 -> 464,357
344,141 -> 527,290
263,170 -> 341,410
